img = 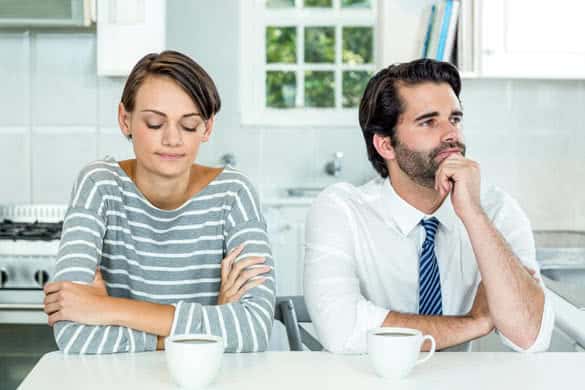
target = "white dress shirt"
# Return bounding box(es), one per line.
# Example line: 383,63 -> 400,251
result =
304,177 -> 554,354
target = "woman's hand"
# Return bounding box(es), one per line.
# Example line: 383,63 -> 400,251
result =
43,268 -> 110,326
217,244 -> 271,305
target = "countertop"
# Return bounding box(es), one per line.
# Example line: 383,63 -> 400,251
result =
19,351 -> 585,389
544,276 -> 585,309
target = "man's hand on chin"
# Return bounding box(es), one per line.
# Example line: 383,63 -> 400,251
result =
434,154 -> 483,221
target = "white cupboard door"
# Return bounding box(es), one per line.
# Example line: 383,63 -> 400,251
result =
480,0 -> 585,79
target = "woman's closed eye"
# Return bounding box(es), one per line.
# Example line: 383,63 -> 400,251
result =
146,122 -> 163,129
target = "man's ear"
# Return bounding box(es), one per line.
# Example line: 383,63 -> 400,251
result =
118,103 -> 132,139
201,115 -> 215,143
373,133 -> 396,161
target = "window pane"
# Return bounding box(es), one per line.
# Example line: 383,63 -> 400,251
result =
304,0 -> 333,7
266,0 -> 295,8
342,27 -> 373,64
341,0 -> 371,8
342,71 -> 370,108
304,27 -> 335,63
305,71 -> 335,108
266,27 -> 297,63
267,71 -> 297,108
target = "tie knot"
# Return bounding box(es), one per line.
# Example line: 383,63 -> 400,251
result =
421,217 -> 439,243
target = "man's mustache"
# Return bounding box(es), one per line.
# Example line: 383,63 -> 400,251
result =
429,142 -> 467,160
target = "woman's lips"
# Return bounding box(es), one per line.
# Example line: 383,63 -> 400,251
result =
156,152 -> 185,160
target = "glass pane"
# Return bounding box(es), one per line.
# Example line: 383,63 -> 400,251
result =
266,71 -> 297,108
342,26 -> 373,64
304,27 -> 335,63
266,27 -> 297,63
304,0 -> 333,7
0,0 -> 72,19
342,71 -> 370,107
266,0 -> 295,8
305,71 -> 335,108
341,0 -> 371,8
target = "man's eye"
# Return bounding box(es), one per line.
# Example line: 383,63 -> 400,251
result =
182,126 -> 197,132
420,119 -> 434,127
146,123 -> 162,129
451,116 -> 462,125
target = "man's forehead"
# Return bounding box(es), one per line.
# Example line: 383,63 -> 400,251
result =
397,81 -> 461,117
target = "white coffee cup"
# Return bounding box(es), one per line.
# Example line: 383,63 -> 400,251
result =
367,327 -> 436,379
165,334 -> 224,389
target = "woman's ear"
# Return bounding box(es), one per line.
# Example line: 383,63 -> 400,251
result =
200,115 -> 215,143
118,103 -> 132,139
373,133 -> 396,161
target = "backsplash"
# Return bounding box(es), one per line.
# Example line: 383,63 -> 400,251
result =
1,0 -> 584,231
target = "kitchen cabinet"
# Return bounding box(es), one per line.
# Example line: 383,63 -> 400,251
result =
96,0 -> 166,76
479,0 -> 585,79
264,202 -> 311,297
381,0 -> 585,79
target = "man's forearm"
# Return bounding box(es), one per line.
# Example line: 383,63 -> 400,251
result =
462,210 -> 544,349
103,296 -> 176,337
382,311 -> 490,350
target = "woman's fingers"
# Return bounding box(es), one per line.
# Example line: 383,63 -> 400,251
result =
226,256 -> 265,287
230,266 -> 271,293
232,278 -> 266,301
44,302 -> 61,315
221,244 -> 245,282
43,281 -> 63,295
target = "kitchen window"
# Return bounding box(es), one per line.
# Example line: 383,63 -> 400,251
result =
240,0 -> 377,126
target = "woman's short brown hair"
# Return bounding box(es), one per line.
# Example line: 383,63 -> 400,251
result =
120,50 -> 221,120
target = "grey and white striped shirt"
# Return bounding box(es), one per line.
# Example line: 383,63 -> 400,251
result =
52,158 -> 275,354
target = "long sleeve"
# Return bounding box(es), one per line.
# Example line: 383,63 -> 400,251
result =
303,190 -> 388,354
51,165 -> 158,354
53,206 -> 158,354
167,172 -> 275,352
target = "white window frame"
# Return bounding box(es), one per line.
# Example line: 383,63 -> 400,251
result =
240,0 -> 379,127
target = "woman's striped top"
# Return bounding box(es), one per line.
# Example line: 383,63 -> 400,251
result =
52,157 -> 275,354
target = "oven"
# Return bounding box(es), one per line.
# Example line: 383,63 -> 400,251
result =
0,205 -> 65,390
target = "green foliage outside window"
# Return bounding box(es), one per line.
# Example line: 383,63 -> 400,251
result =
305,27 -> 335,63
341,0 -> 371,8
304,0 -> 332,7
266,0 -> 295,8
267,71 -> 297,108
266,27 -> 297,63
305,71 -> 335,107
342,27 -> 373,64
342,71 -> 370,107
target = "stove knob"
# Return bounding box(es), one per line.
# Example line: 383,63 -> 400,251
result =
0,269 -> 7,288
34,270 -> 50,287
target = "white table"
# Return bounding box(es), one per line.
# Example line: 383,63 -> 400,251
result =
19,351 -> 585,389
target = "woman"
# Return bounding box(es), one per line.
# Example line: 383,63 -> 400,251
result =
43,51 -> 274,354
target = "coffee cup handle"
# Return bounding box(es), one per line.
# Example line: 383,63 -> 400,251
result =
415,335 -> 436,366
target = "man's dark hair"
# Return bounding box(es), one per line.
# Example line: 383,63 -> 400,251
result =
358,58 -> 461,178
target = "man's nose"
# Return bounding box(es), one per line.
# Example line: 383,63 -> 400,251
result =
440,121 -> 460,143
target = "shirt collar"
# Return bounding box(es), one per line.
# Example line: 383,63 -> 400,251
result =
380,177 -> 457,236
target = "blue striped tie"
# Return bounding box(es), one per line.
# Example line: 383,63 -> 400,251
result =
418,217 -> 443,315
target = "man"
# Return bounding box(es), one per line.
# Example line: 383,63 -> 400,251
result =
304,59 -> 553,353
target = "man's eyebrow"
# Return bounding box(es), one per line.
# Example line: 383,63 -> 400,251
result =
140,109 -> 202,118
452,110 -> 464,117
414,111 -> 439,122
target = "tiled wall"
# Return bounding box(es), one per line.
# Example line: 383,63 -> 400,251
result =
1,1 -> 585,231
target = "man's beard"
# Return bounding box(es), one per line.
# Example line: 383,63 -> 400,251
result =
392,140 -> 467,188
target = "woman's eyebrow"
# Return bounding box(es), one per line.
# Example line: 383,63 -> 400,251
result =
140,110 -> 201,118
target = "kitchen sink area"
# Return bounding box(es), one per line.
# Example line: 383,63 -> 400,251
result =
535,230 -> 585,310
